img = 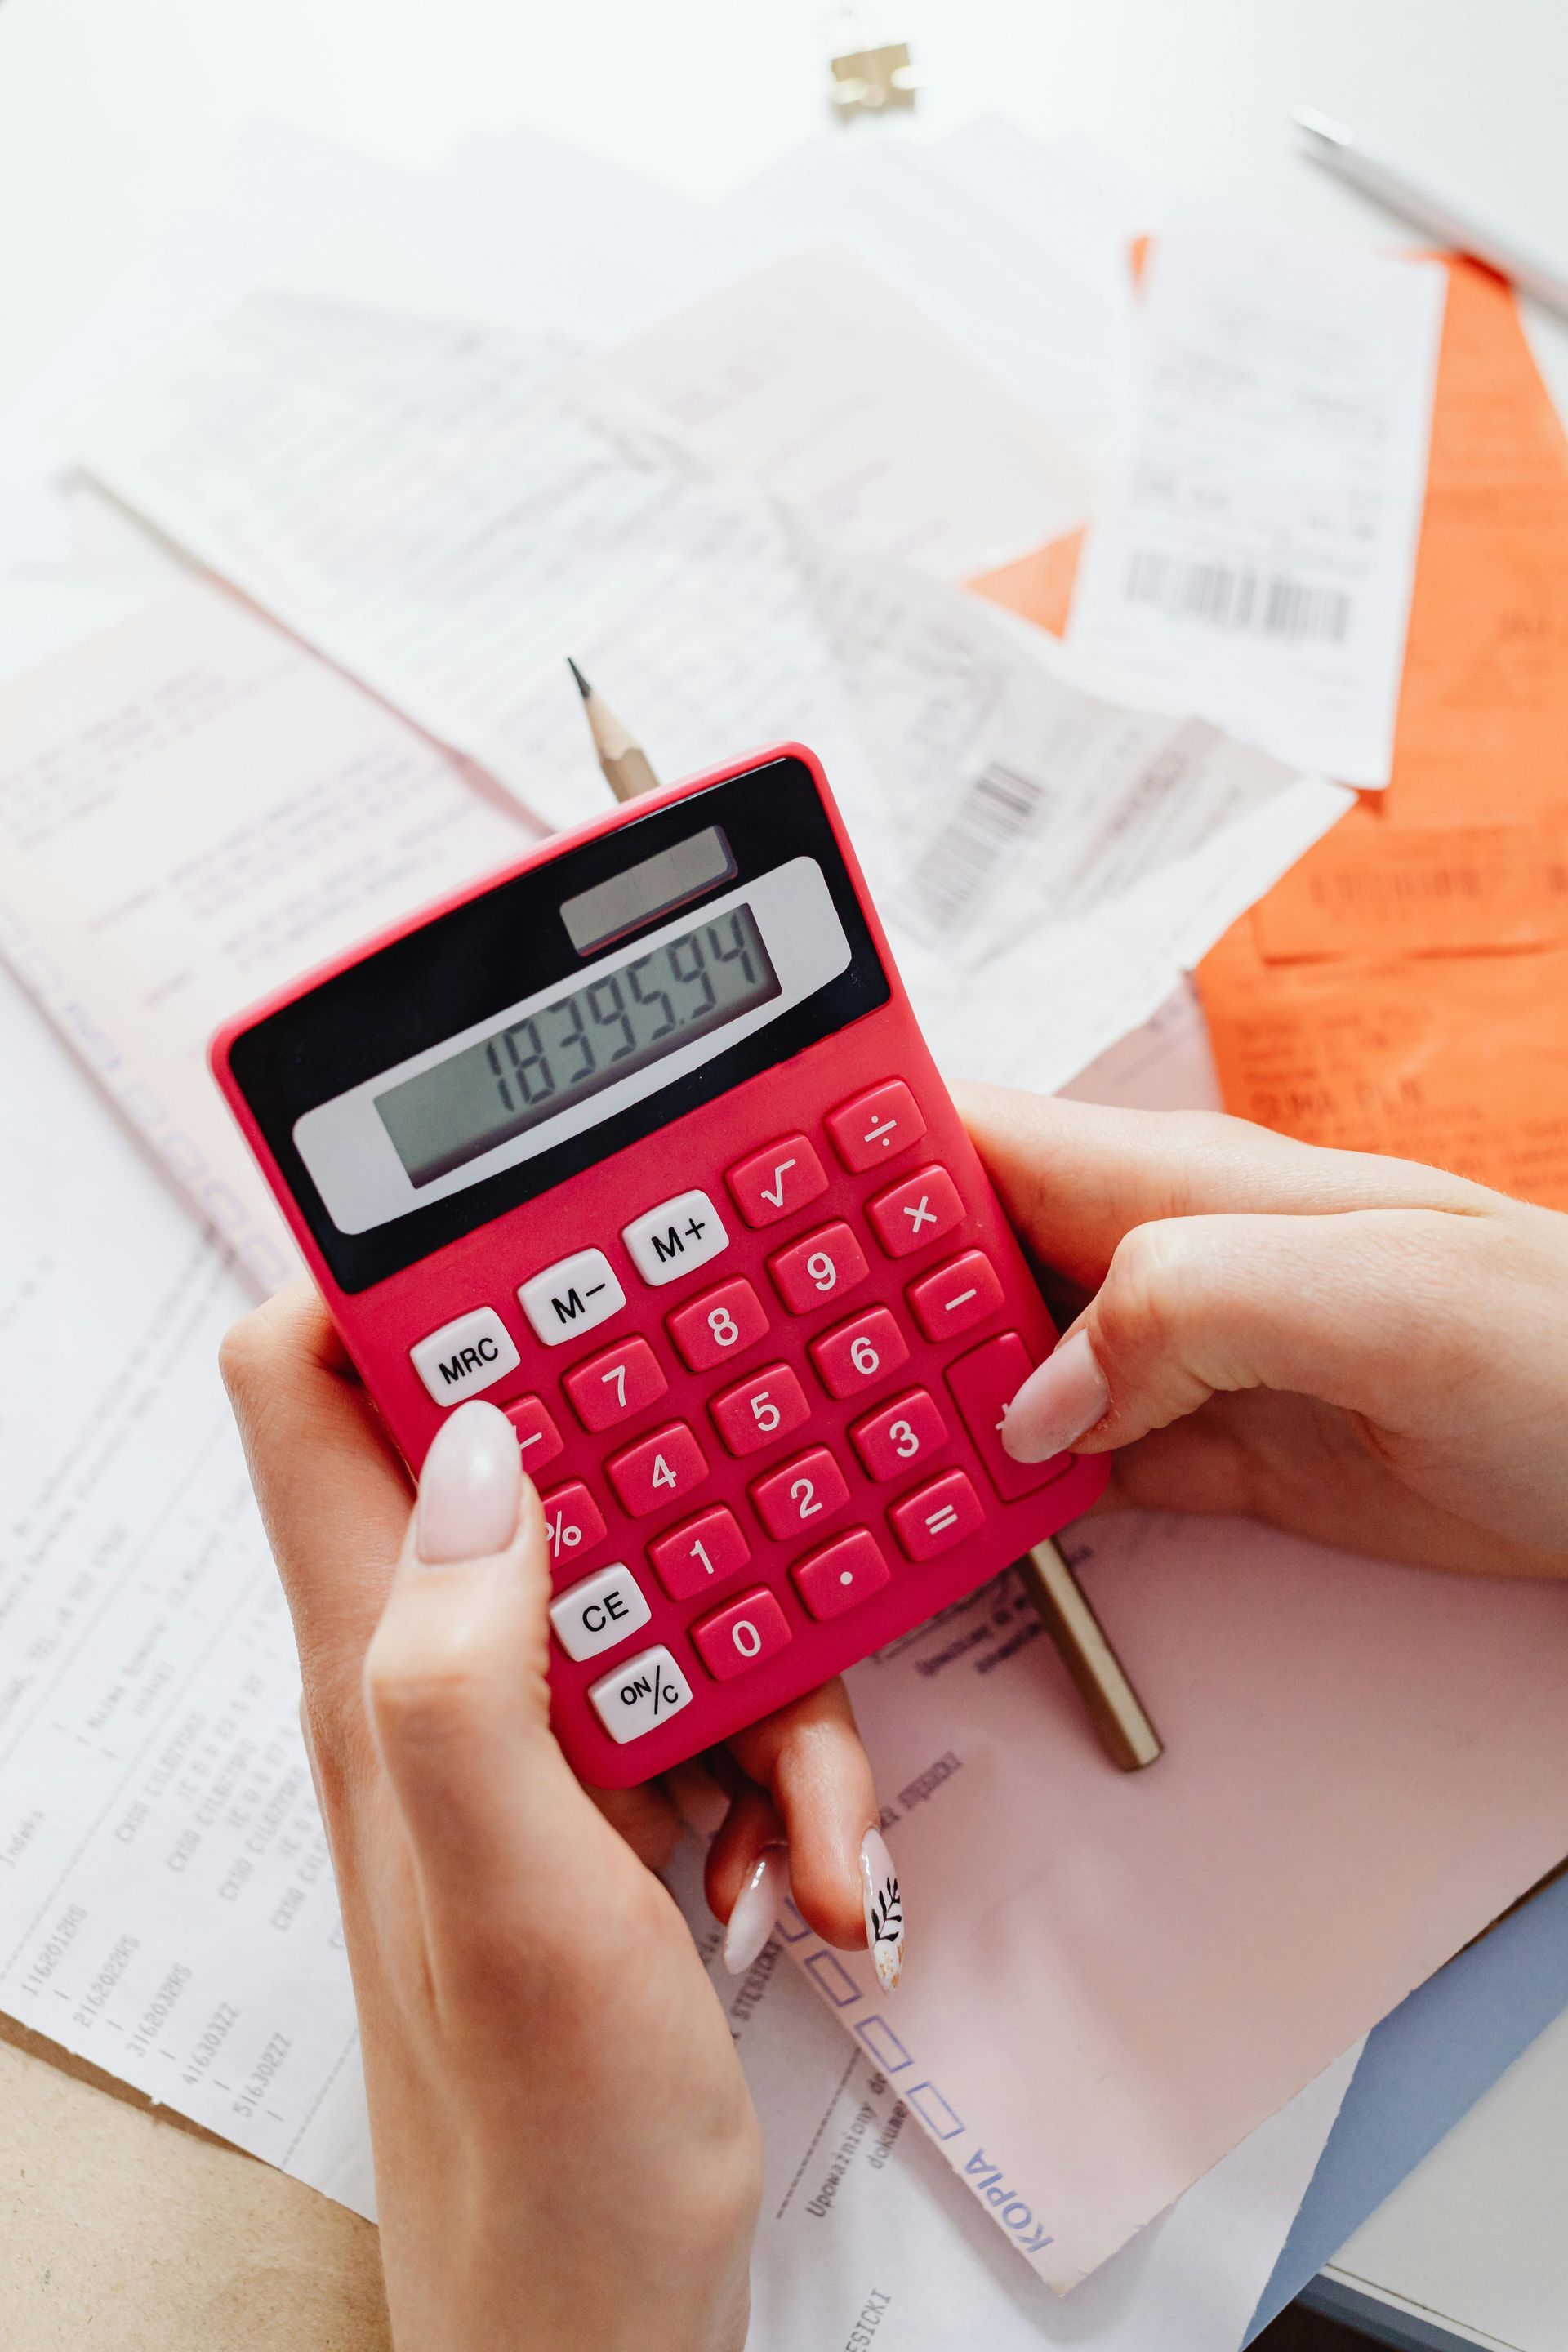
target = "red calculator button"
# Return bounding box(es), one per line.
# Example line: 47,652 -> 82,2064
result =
889,1469 -> 987,1561
850,1388 -> 949,1482
866,1164 -> 965,1259
725,1134 -> 829,1228
808,1306 -> 909,1401
947,1331 -> 1075,1500
605,1422 -> 710,1518
751,1446 -> 851,1540
768,1221 -> 869,1316
541,1481 -> 608,1575
690,1588 -> 793,1682
906,1249 -> 1004,1343
826,1080 -> 927,1174
504,1393 -> 564,1474
666,1277 -> 769,1371
648,1505 -> 751,1601
563,1336 -> 668,1432
709,1362 -> 811,1459
792,1529 -> 892,1622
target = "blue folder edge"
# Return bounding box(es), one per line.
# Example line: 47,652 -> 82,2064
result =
1246,1866 -> 1568,2339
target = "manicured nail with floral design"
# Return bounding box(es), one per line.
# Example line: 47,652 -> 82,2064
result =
724,1844 -> 789,1975
859,1826 -> 904,1991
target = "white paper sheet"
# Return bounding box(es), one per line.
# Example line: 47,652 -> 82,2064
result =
610,243 -> 1093,579
1067,228 -> 1446,786
0,973 -> 373,2213
0,581 -> 534,1287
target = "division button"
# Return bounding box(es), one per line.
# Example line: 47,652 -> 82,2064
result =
808,1305 -> 910,1401
906,1249 -> 1004,1343
946,1331 -> 1076,1500
563,1335 -> 668,1432
504,1393 -> 564,1473
648,1505 -> 751,1601
604,1420 -> 710,1518
826,1080 -> 926,1174
666,1276 -> 770,1372
768,1220 -> 870,1315
888,1469 -> 987,1562
621,1188 -> 729,1288
791,1529 -> 893,1622
850,1388 -> 949,1482
548,1563 -> 653,1663
708,1361 -> 811,1458
690,1588 -> 793,1682
751,1446 -> 851,1541
725,1134 -> 829,1228
517,1248 -> 626,1348
409,1306 -> 521,1407
588,1645 -> 695,1744
865,1164 -> 964,1260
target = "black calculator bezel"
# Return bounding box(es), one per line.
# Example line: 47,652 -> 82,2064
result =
226,755 -> 891,1294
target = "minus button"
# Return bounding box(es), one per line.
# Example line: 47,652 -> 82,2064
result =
906,1249 -> 1004,1343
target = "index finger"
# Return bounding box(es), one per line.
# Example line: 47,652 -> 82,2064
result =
955,1084 -> 1486,1288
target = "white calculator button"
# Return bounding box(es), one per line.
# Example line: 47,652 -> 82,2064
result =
549,1564 -> 652,1664
408,1307 -> 520,1407
587,1645 -> 694,1744
517,1248 -> 627,1347
621,1190 -> 729,1289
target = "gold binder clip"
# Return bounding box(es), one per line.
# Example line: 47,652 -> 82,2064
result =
829,41 -> 920,116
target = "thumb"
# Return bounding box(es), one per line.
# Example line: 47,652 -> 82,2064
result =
363,1400 -> 575,1902
1000,1206 -> 1465,1459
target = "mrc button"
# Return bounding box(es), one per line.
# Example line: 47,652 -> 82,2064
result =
409,1306 -> 520,1406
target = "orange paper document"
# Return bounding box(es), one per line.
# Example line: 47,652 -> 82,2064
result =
1194,259 -> 1568,1207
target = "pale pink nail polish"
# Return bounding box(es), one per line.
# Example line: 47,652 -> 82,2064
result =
860,1827 -> 904,1992
724,1844 -> 789,1975
416,1400 -> 523,1566
1000,1329 -> 1110,1463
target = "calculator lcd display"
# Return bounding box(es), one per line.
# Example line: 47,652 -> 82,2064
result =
375,903 -> 781,1187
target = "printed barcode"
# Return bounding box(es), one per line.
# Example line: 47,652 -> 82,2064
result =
1124,552 -> 1352,644
898,762 -> 1049,938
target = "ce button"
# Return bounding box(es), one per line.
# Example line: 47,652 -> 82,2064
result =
548,1563 -> 653,1663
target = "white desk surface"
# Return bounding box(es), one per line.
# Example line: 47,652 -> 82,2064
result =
2,3 -> 1567,2346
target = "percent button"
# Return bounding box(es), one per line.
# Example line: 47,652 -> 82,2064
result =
587,1644 -> 695,1744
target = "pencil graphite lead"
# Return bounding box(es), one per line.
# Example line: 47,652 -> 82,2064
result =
567,656 -> 592,702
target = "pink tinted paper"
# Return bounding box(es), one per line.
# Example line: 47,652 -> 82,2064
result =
779,1509 -> 1568,2290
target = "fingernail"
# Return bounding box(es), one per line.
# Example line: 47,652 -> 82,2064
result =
416,1401 -> 523,1566
860,1827 -> 904,1993
1001,1328 -> 1109,1462
671,1766 -> 730,1842
724,1844 -> 789,1975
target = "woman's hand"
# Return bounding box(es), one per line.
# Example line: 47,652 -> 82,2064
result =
220,1284 -> 891,2351
960,1088 -> 1568,1578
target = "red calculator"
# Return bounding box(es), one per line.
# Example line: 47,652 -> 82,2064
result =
212,746 -> 1107,1786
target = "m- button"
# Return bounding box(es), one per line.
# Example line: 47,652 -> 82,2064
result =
621,1190 -> 729,1289
517,1249 -> 626,1348
409,1306 -> 521,1406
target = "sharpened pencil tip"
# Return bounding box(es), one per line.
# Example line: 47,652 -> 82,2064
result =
567,657 -> 592,701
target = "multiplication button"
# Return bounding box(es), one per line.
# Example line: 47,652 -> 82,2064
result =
587,1645 -> 694,1744
409,1306 -> 520,1407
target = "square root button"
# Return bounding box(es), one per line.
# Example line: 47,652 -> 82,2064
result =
587,1646 -> 694,1744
